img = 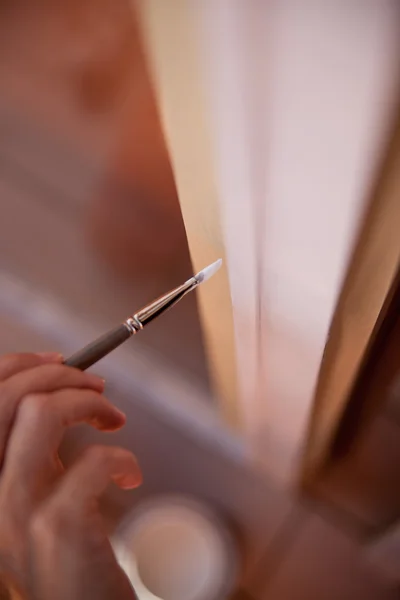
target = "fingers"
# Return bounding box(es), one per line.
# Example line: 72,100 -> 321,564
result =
40,445 -> 141,517
2,363 -> 104,398
30,446 -> 140,600
0,352 -> 62,382
0,364 -> 104,465
55,445 -> 141,508
4,389 -> 126,484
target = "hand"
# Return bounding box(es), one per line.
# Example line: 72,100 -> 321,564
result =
30,446 -> 140,600
0,352 -> 141,599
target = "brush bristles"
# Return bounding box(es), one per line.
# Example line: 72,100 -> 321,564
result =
195,259 -> 222,284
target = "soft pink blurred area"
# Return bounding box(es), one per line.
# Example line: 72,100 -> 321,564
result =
0,0 -> 210,390
0,3 -> 399,600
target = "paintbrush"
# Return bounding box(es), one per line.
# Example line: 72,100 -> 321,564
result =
64,259 -> 222,371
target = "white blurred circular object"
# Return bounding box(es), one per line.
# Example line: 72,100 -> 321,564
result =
113,495 -> 238,600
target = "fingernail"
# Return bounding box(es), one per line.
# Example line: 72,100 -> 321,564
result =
37,352 -> 63,362
121,472 -> 143,489
85,373 -> 106,390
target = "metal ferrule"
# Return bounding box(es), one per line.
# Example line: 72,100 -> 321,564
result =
127,276 -> 198,329
124,317 -> 142,335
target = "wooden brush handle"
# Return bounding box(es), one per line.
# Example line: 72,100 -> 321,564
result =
64,323 -> 132,371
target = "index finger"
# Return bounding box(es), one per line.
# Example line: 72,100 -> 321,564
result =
4,389 -> 127,485
0,364 -> 104,465
0,352 -> 62,381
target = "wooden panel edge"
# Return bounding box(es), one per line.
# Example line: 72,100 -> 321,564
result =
301,106 -> 400,482
135,0 -> 241,428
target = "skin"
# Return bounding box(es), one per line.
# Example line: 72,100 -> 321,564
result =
0,352 -> 141,599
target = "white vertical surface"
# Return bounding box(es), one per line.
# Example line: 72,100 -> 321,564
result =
193,1 -> 400,480
260,2 -> 400,479
195,0 -> 267,437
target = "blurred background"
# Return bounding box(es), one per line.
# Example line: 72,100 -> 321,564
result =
0,0 -> 211,393
0,2 -> 400,600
